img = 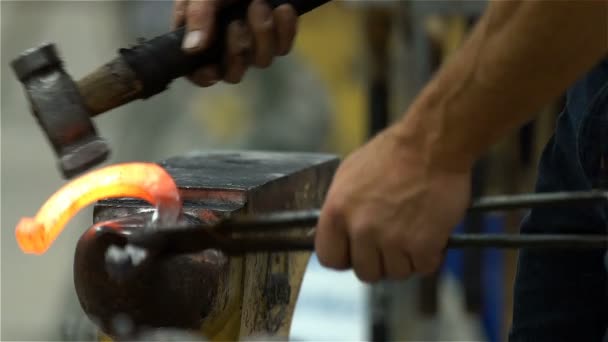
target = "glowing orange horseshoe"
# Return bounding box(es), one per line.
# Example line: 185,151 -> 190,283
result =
15,162 -> 182,255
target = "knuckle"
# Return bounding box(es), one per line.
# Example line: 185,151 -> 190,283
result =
324,198 -> 346,222
256,18 -> 274,33
248,0 -> 274,28
230,22 -> 253,53
380,230 -> 402,249
351,221 -> 373,241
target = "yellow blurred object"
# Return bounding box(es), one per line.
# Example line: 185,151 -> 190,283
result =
295,2 -> 367,155
98,332 -> 112,342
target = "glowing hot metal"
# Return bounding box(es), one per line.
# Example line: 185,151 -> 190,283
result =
15,162 -> 182,255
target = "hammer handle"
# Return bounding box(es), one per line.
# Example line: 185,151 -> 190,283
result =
77,0 -> 331,116
119,0 -> 331,99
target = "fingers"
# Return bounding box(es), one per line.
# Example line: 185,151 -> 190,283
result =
187,65 -> 221,87
316,204 -> 443,283
247,0 -> 275,67
316,201 -> 350,270
381,244 -> 413,280
350,225 -> 383,283
183,0 -> 217,52
178,0 -> 298,86
190,18 -> 253,85
172,0 -> 188,30
273,4 -> 298,55
223,20 -> 253,83
408,240 -> 443,276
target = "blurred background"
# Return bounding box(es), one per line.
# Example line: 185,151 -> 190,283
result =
1,1 -> 563,341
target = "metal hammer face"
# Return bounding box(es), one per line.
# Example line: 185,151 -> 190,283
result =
11,43 -> 109,179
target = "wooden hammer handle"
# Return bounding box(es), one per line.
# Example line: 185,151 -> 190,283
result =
76,0 -> 331,117
78,57 -> 142,117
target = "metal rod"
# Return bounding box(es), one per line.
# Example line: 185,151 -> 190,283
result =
125,191 -> 608,255
220,209 -> 320,232
446,233 -> 608,249
132,223 -> 607,254
220,191 -> 608,233
150,233 -> 608,254
468,190 -> 608,212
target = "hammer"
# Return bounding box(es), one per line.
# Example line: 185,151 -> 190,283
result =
11,0 -> 331,179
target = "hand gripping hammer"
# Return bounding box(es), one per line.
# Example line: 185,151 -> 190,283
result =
11,0 -> 331,179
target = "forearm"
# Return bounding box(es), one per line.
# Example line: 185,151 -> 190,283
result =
399,0 -> 608,172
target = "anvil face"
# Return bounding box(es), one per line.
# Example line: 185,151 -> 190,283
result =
73,151 -> 339,339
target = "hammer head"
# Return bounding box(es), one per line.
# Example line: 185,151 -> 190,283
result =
11,43 -> 109,179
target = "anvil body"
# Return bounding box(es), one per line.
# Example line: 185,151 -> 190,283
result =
74,151 -> 339,340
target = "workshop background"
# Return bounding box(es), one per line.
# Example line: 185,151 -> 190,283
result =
1,1 -> 561,341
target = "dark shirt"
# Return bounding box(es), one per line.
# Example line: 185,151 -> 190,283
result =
509,59 -> 608,341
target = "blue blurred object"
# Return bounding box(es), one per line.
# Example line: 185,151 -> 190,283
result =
442,214 -> 506,342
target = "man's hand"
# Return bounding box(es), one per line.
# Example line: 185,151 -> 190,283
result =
315,0 -> 608,283
172,0 -> 298,86
315,123 -> 472,283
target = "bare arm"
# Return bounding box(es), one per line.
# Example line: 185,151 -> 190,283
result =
401,0 -> 608,172
316,0 -> 608,282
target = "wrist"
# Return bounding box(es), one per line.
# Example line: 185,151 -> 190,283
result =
393,84 -> 478,174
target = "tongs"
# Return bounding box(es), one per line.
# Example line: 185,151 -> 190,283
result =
100,190 -> 608,278
126,191 -> 608,253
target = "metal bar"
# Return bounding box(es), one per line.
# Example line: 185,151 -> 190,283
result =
217,191 -> 608,233
124,191 -> 608,256
129,220 -> 607,255
133,231 -> 608,255
447,233 -> 608,249
219,209 -> 320,232
222,234 -> 608,253
468,190 -> 608,212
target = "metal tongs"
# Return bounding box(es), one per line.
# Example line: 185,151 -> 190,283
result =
100,190 -> 608,279
126,190 -> 608,254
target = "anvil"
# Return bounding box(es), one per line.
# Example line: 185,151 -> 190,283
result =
73,151 -> 340,340
71,150 -> 608,340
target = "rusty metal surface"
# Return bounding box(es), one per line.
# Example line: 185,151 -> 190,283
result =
76,151 -> 340,339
